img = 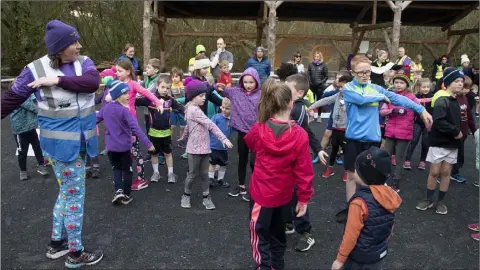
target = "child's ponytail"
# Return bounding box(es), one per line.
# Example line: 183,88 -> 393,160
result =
257,78 -> 293,123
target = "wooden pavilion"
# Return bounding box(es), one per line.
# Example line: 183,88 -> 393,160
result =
142,1 -> 479,70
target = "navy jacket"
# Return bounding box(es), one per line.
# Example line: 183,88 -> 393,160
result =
245,57 -> 271,84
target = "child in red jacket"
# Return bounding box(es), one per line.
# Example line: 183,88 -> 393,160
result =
244,79 -> 314,270
216,60 -> 232,87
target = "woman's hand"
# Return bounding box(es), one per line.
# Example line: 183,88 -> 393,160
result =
27,77 -> 59,88
318,150 -> 329,165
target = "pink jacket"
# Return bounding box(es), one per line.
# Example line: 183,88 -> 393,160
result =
182,103 -> 227,155
380,91 -> 418,140
126,80 -> 162,118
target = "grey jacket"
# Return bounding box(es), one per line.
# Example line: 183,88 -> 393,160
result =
310,92 -> 347,129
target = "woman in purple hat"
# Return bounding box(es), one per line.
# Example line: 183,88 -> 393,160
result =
1,20 -> 103,268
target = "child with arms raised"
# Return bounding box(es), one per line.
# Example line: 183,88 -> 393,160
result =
380,67 -> 419,192
245,79 -> 314,269
179,80 -> 233,210
97,80 -> 155,205
331,147 -> 401,270
136,75 -> 184,184
216,67 -> 262,201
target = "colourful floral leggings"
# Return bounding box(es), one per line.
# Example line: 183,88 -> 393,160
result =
48,153 -> 86,252
131,136 -> 145,181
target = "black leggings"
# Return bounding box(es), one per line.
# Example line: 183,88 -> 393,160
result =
329,129 -> 346,166
237,131 -> 256,186
311,84 -> 326,101
14,129 -> 44,171
405,123 -> 429,162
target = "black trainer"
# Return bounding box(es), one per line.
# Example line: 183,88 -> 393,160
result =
209,178 -> 216,188
285,223 -> 295,235
295,232 -> 316,252
242,192 -> 251,202
216,180 -> 230,188
112,189 -> 125,204
64,249 -> 103,269
121,195 -> 133,205
92,168 -> 100,179
228,186 -> 247,197
46,240 -> 69,259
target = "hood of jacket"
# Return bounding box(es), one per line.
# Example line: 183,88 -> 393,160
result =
239,67 -> 261,93
370,185 -> 402,213
257,119 -> 299,156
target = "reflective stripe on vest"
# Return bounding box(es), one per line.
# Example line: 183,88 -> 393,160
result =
40,128 -> 96,140
38,105 -> 95,118
436,64 -> 443,79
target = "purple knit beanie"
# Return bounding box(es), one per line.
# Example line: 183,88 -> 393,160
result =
45,20 -> 80,55
185,79 -> 208,100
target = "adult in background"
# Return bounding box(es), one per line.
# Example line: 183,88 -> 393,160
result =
460,54 -> 474,79
370,50 -> 391,87
431,55 -> 451,92
245,46 -> 271,85
393,47 -> 411,68
210,38 -> 233,82
1,20 -> 103,268
117,43 -> 142,77
308,51 -> 329,100
410,54 -> 424,82
188,44 -> 209,74
289,51 -> 305,73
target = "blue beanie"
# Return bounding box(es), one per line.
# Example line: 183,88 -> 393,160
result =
443,67 -> 464,87
45,20 -> 80,55
107,80 -> 130,100
185,79 -> 208,100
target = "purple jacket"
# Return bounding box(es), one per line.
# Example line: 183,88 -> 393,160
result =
96,101 -> 152,152
222,67 -> 261,133
1,57 -> 99,118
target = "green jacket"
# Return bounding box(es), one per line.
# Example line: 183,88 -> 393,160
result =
10,94 -> 38,134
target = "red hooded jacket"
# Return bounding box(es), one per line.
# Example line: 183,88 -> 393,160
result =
244,119 -> 314,208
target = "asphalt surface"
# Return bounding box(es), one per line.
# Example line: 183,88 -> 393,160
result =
1,111 -> 479,269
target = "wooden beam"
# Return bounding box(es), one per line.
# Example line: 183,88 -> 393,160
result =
383,30 -> 392,56
163,2 -> 193,17
372,0 -> 377,25
165,32 -> 449,44
448,28 -> 479,36
401,1 -> 412,11
324,1 -> 473,10
157,1 -> 167,70
351,4 -> 372,28
385,1 -> 396,11
447,34 -> 466,57
352,31 -> 366,54
441,3 -> 478,31
353,22 -> 393,32
256,2 -> 267,47
446,27 -> 453,54
422,43 -> 437,59
143,1 -> 153,71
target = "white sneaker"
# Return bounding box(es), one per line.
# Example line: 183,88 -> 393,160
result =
181,195 -> 191,208
150,172 -> 161,183
203,196 -> 216,210
168,173 -> 177,183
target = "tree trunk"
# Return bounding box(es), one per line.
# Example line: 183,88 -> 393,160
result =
390,1 -> 402,60
266,1 -> 282,72
143,1 -> 153,71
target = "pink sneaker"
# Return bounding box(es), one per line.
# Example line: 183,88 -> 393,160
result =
417,161 -> 426,170
342,171 -> 348,182
131,179 -> 149,191
471,233 -> 480,241
391,155 -> 396,166
403,161 -> 411,170
468,223 -> 480,232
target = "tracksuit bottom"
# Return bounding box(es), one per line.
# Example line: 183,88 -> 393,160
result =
108,151 -> 133,196
14,128 -> 45,171
48,152 -> 87,252
237,131 -> 256,186
249,200 -> 291,270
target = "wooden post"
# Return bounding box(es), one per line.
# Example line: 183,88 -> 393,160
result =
157,1 -> 167,70
352,30 -> 366,54
446,27 -> 453,55
388,0 -> 403,60
422,43 -> 437,59
143,0 -> 153,70
351,22 -> 358,53
447,34 -> 466,57
383,30 -> 392,56
372,0 -> 377,24
265,1 -> 283,71
256,3 -> 267,47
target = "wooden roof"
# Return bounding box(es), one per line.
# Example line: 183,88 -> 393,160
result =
163,1 -> 478,28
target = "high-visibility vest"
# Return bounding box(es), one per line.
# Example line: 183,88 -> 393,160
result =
410,62 -> 423,81
28,55 -> 98,162
435,64 -> 444,79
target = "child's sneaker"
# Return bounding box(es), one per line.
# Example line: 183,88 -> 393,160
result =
467,223 -> 480,232
435,201 -> 448,215
311,155 -> 319,164
471,233 -> 480,241
403,161 -> 411,170
415,199 -> 434,211
474,180 -> 479,187
417,161 -> 426,170
181,152 -> 188,159
216,179 -> 230,188
159,155 -> 166,165
46,240 -> 69,259
100,149 -> 108,155
209,178 -> 216,188
181,195 -> 191,208
168,173 -> 177,183
37,165 -> 49,176
112,189 -> 125,204
85,168 -> 92,179
450,174 -> 466,183
342,171 -> 348,182
150,172 -> 161,183
19,171 -> 28,181
242,192 -> 251,202
321,167 -> 335,178
131,179 -> 149,191
178,141 -> 186,148
285,223 -> 295,234
391,155 -> 396,166
228,186 -> 247,197
64,249 -> 103,269
121,195 -> 133,205
336,157 -> 344,165
295,232 -> 315,252
92,168 -> 100,179
202,196 -> 216,210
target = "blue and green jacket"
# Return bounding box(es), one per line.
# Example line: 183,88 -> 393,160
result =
10,94 -> 38,135
343,78 -> 424,142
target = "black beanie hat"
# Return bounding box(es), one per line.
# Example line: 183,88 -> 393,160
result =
355,146 -> 391,185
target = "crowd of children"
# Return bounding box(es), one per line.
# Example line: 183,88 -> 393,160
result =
5,27 -> 479,269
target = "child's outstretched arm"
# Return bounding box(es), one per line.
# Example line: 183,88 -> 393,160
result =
171,99 -> 185,115
309,93 -> 338,110
343,84 -> 387,106
132,82 -> 164,109
333,198 -> 367,269
292,133 -> 314,214
190,107 -> 232,148
380,103 -> 393,116
124,108 -> 154,151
